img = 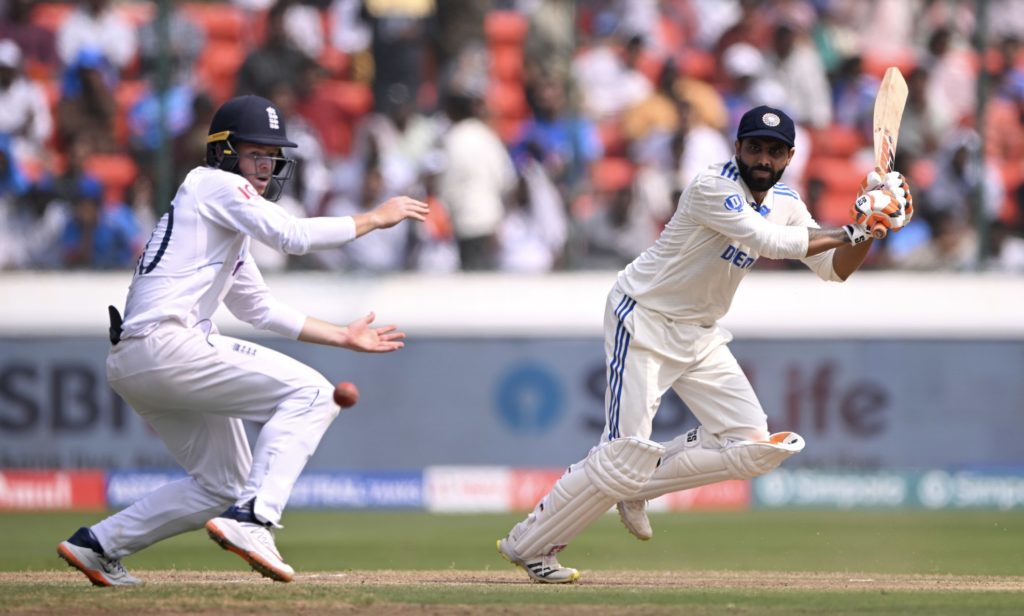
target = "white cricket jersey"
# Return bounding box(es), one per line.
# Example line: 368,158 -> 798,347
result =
120,166 -> 356,340
617,158 -> 842,326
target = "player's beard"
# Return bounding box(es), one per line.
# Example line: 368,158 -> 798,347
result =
736,158 -> 786,192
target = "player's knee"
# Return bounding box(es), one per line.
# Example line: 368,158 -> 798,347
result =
584,436 -> 665,500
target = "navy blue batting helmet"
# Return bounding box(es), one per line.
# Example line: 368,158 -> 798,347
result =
206,95 -> 297,201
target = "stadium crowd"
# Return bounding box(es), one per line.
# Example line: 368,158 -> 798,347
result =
1,0 -> 1023,273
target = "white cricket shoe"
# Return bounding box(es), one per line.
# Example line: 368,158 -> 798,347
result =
206,517 -> 295,583
57,527 -> 143,587
617,500 -> 653,540
496,537 -> 581,584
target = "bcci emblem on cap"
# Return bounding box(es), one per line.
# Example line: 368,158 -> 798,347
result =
737,105 -> 795,147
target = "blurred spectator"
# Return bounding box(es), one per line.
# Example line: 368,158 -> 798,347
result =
891,66 -> 947,162
282,0 -> 329,61
522,0 -> 575,84
349,81 -> 443,197
511,76 -> 602,199
0,133 -> 32,268
571,22 -> 652,121
0,39 -> 53,168
893,209 -> 977,271
922,26 -> 976,128
136,2 -> 205,85
767,20 -> 832,129
829,54 -> 878,137
719,42 -> 786,137
438,71 -> 516,270
328,0 -> 373,81
170,92 -> 217,187
320,163 -> 413,272
926,129 -> 1004,226
360,0 -> 437,114
58,175 -> 142,269
982,220 -> 1024,272
573,159 -> 658,269
497,156 -> 567,272
236,0 -> 321,98
55,48 -> 118,154
434,0 -> 488,93
0,0 -> 59,75
713,0 -> 775,64
56,0 -> 138,72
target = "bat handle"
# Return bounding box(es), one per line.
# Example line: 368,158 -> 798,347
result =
869,223 -> 888,240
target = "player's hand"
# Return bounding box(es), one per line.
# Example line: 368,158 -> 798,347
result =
342,312 -> 407,353
859,169 -> 912,229
371,196 -> 430,230
851,189 -> 905,233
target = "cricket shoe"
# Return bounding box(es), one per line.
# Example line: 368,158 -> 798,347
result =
496,537 -> 580,584
205,503 -> 294,583
617,500 -> 653,540
56,526 -> 144,587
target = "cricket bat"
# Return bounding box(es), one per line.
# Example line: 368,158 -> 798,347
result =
869,66 -> 909,239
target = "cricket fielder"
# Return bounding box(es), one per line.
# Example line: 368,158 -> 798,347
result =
497,105 -> 913,583
56,95 -> 429,586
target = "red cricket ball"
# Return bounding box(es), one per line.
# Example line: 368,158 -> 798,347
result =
333,381 -> 359,408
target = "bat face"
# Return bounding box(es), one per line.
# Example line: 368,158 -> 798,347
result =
868,67 -> 909,239
873,67 -> 909,174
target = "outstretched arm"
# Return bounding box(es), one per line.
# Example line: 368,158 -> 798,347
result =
351,196 -> 430,238
298,312 -> 406,352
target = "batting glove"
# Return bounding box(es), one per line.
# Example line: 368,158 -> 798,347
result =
852,189 -> 905,233
842,222 -> 872,245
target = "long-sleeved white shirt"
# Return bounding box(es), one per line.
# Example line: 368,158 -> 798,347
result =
617,158 -> 841,326
121,166 -> 356,339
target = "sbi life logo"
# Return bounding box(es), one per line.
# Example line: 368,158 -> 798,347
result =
495,362 -> 564,434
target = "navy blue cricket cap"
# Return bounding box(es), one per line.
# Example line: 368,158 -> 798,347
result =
736,105 -> 795,147
207,94 -> 297,148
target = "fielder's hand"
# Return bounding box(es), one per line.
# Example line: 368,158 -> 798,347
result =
371,196 -> 430,229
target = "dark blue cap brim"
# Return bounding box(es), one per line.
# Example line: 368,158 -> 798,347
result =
737,128 -> 794,147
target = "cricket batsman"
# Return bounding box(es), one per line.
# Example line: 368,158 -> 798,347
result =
497,105 -> 913,583
56,95 -> 429,586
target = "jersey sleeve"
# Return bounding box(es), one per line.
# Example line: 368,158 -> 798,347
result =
786,197 -> 845,282
198,173 -> 356,254
223,259 -> 307,338
684,175 -> 808,259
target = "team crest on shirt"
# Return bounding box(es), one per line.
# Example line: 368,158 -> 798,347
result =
724,194 -> 744,211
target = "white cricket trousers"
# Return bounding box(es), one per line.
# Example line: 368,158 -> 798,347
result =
602,285 -> 769,445
93,321 -> 340,559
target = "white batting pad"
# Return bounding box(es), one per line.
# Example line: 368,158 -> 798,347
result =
631,428 -> 805,502
584,436 -> 666,500
504,437 -> 664,559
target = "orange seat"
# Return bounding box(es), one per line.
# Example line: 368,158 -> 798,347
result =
486,82 -> 528,119
30,2 -> 74,33
810,124 -> 866,158
807,156 -> 871,195
591,156 -> 634,192
490,45 -> 524,83
813,190 -> 855,227
492,117 -> 524,144
196,41 -> 246,104
116,2 -> 155,28
485,11 -> 529,46
597,119 -> 626,157
83,154 -> 139,204
677,49 -> 716,81
316,79 -> 374,118
182,2 -> 247,44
